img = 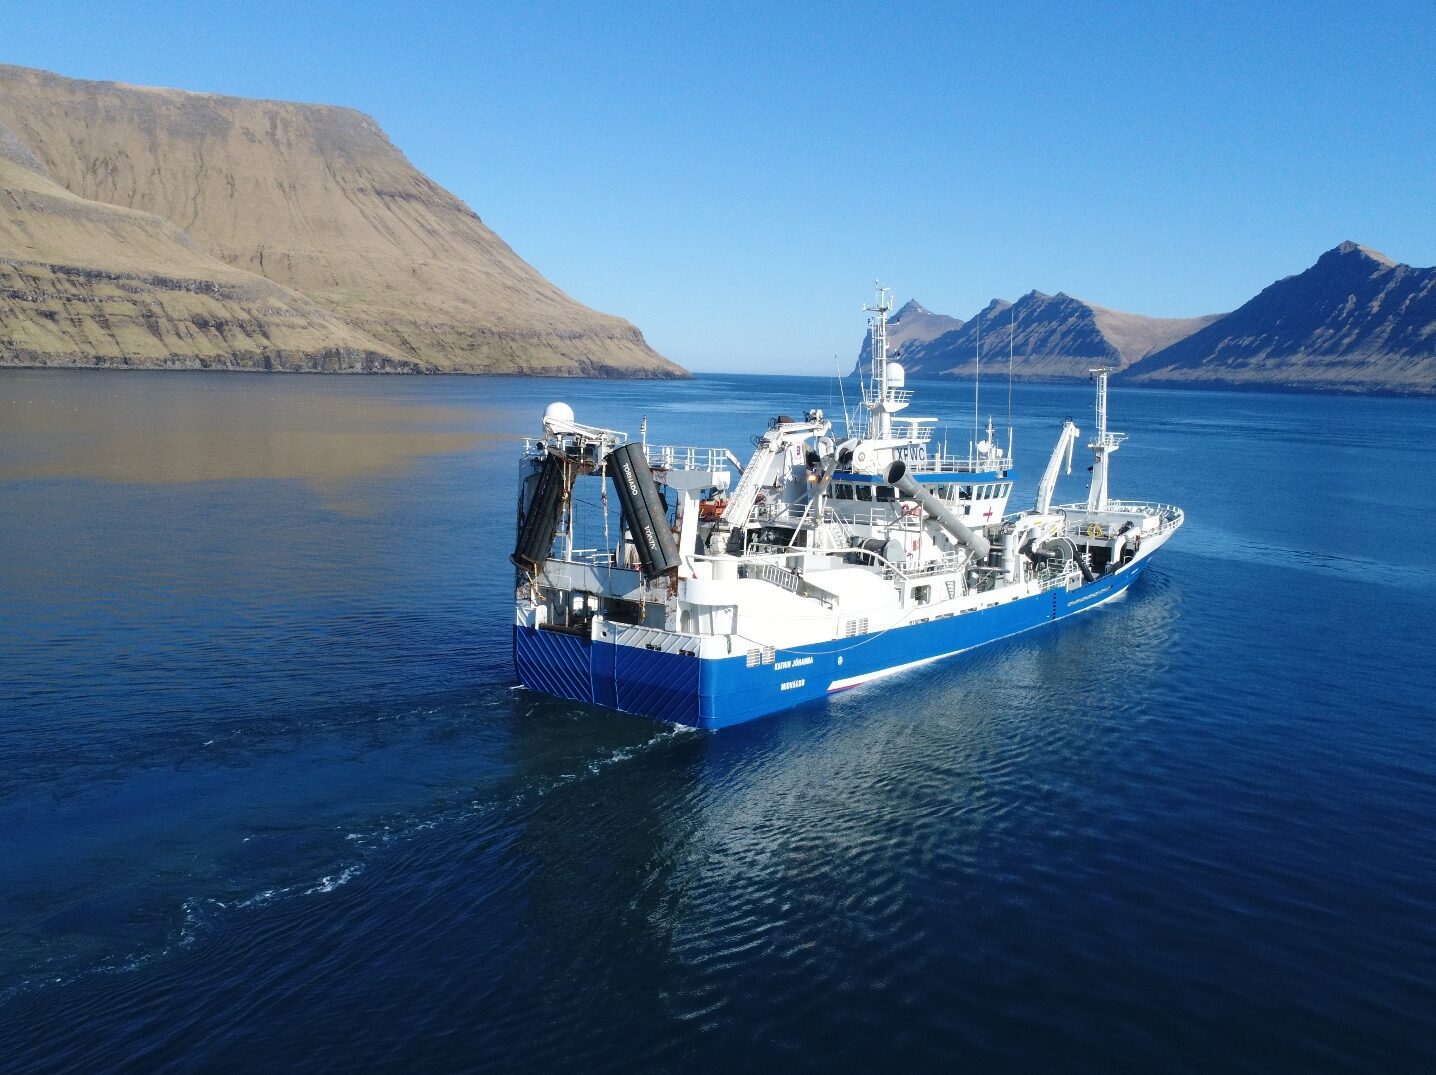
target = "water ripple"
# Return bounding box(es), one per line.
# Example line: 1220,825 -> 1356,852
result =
2,374 -> 1434,1071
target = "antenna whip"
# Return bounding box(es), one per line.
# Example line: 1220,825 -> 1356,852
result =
1008,303 -> 1015,432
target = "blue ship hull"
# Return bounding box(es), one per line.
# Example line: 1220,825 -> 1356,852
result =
514,559 -> 1151,730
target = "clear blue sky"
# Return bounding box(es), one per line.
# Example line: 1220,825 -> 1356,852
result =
6,1 -> 1434,372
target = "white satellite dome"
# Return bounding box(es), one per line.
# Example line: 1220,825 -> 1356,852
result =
886,362 -> 906,388
543,401 -> 575,425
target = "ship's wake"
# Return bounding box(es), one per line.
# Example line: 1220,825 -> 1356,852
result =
0,709 -> 698,1008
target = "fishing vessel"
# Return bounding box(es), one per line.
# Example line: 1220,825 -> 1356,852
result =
511,288 -> 1183,728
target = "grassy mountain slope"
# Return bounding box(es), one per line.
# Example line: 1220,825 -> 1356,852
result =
0,63 -> 683,376
0,133 -> 414,371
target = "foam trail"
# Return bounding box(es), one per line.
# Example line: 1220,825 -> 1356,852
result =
0,719 -> 697,1007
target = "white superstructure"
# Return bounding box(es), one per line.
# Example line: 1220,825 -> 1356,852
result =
511,288 -> 1185,728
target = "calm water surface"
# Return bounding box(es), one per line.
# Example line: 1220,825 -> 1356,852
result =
1,369 -> 1433,1071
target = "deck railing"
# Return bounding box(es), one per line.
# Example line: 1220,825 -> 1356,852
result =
884,552 -> 966,581
861,386 -> 914,408
1057,503 -> 1185,539
907,454 -> 1011,475
643,444 -> 737,473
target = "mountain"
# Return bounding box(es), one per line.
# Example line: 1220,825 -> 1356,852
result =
858,291 -> 1219,381
856,299 -> 964,368
0,63 -> 683,377
0,125 -> 411,371
1125,242 -> 1436,393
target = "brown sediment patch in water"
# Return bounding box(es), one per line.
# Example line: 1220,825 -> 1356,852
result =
0,383 -> 505,486
5,428 -> 488,484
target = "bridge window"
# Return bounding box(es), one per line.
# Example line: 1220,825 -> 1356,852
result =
958,485 -> 972,501
855,485 -> 872,502
875,485 -> 895,502
913,584 -> 931,605
834,483 -> 853,500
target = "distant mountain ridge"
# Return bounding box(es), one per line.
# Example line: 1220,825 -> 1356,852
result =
857,290 -> 1220,381
0,63 -> 684,376
856,299 -> 965,367
856,243 -> 1436,394
1126,242 -> 1436,393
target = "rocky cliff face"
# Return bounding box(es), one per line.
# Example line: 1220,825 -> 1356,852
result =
1125,243 -> 1436,393
859,291 -> 1218,381
856,244 -> 1436,395
0,64 -> 683,377
0,131 -> 412,372
856,299 -> 964,369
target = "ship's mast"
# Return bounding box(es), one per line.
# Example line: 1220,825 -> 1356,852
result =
1086,366 -> 1125,511
863,285 -> 894,440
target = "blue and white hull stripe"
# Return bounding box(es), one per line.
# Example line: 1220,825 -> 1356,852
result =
514,560 -> 1149,730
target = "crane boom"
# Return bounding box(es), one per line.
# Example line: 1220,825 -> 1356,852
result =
1035,420 -> 1080,516
719,417 -> 828,529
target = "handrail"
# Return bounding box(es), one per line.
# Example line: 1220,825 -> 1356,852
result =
690,543 -> 953,586
886,553 -> 967,581
861,386 -> 914,407
643,443 -> 733,472
1057,500 -> 1180,516
905,456 -> 1011,475
736,559 -> 841,606
1056,503 -> 1184,540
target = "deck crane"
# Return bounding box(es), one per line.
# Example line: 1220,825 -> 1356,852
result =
1035,420 -> 1080,516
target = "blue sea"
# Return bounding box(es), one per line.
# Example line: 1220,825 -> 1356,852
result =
2,369 -> 1433,1072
